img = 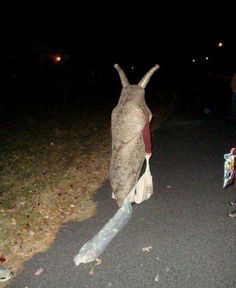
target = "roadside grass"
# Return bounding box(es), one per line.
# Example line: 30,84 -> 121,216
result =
0,105 -> 111,274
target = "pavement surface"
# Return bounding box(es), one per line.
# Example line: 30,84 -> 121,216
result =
5,114 -> 236,288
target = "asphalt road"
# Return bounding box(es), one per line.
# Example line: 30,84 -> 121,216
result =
6,115 -> 236,288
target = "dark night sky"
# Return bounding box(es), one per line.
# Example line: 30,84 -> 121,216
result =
0,5 -> 235,114
1,7 -> 236,110
2,7 -> 235,67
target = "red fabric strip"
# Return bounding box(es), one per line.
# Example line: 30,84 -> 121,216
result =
143,120 -> 152,154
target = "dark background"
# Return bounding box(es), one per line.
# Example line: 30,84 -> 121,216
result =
1,7 -> 236,116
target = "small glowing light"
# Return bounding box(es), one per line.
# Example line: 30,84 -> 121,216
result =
217,42 -> 223,47
192,58 -> 196,63
205,56 -> 209,60
55,56 -> 61,62
52,54 -> 62,63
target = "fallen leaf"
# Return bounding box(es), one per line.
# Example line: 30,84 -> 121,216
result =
89,267 -> 94,275
95,258 -> 102,265
142,246 -> 152,252
155,274 -> 160,282
28,230 -> 35,237
35,267 -> 44,276
11,218 -> 17,225
0,256 -> 6,263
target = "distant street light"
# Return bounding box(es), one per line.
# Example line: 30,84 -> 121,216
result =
192,58 -> 196,63
51,55 -> 62,64
217,42 -> 223,48
55,56 -> 61,62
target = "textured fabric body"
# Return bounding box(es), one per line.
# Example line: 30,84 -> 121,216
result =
110,85 -> 152,206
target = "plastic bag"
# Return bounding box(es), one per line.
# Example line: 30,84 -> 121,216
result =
74,200 -> 132,266
223,148 -> 236,189
114,154 -> 153,204
0,266 -> 13,282
133,154 -> 153,204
